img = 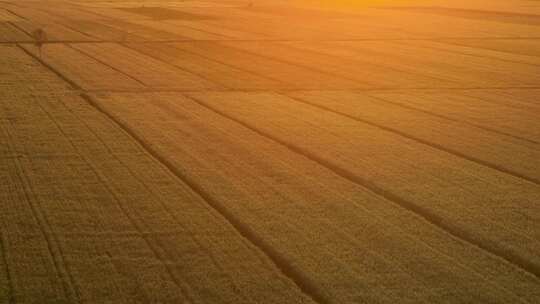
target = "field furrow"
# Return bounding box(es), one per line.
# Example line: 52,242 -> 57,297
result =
185,91 -> 540,278
88,91 -> 540,303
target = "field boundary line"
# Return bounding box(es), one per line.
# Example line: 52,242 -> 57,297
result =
68,86 -> 540,94
185,93 -> 540,280
3,37 -> 540,45
79,93 -> 328,304
283,93 -> 540,184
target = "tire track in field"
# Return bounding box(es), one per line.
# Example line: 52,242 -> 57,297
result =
120,42 -> 232,90
55,95 -> 249,302
16,43 -> 81,90
437,39 -> 540,59
0,113 -> 78,302
0,231 -> 14,304
185,94 -> 540,280
407,41 -> 540,67
383,7 -> 540,26
35,99 -> 194,303
165,22 -> 237,40
17,24 -> 539,293
52,21 -> 97,40
24,5 -> 103,36
80,93 -> 329,304
159,42 -> 361,89
211,41 -> 375,88
16,42 -> 193,302
4,8 -> 28,20
278,41 -> 464,87
215,40 -> 540,90
12,45 -> 259,302
5,21 -> 32,40
14,41 -> 256,300
65,43 -> 147,87
153,42 -> 297,90
458,90 -> 540,112
283,93 -> 540,185
364,93 -> 540,145
126,95 -> 536,302
28,7 -> 122,41
66,103 -> 269,304
12,44 -> 330,304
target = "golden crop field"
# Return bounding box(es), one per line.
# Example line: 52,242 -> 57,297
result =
1,0 -> 539,303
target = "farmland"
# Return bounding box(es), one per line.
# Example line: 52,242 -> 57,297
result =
1,0 -> 539,303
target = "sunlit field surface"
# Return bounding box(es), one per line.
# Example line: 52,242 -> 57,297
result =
1,0 -> 539,303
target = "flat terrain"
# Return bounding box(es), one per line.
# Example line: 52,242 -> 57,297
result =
1,0 -> 539,303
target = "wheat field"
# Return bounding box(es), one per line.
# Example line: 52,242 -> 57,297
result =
1,0 -> 539,303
